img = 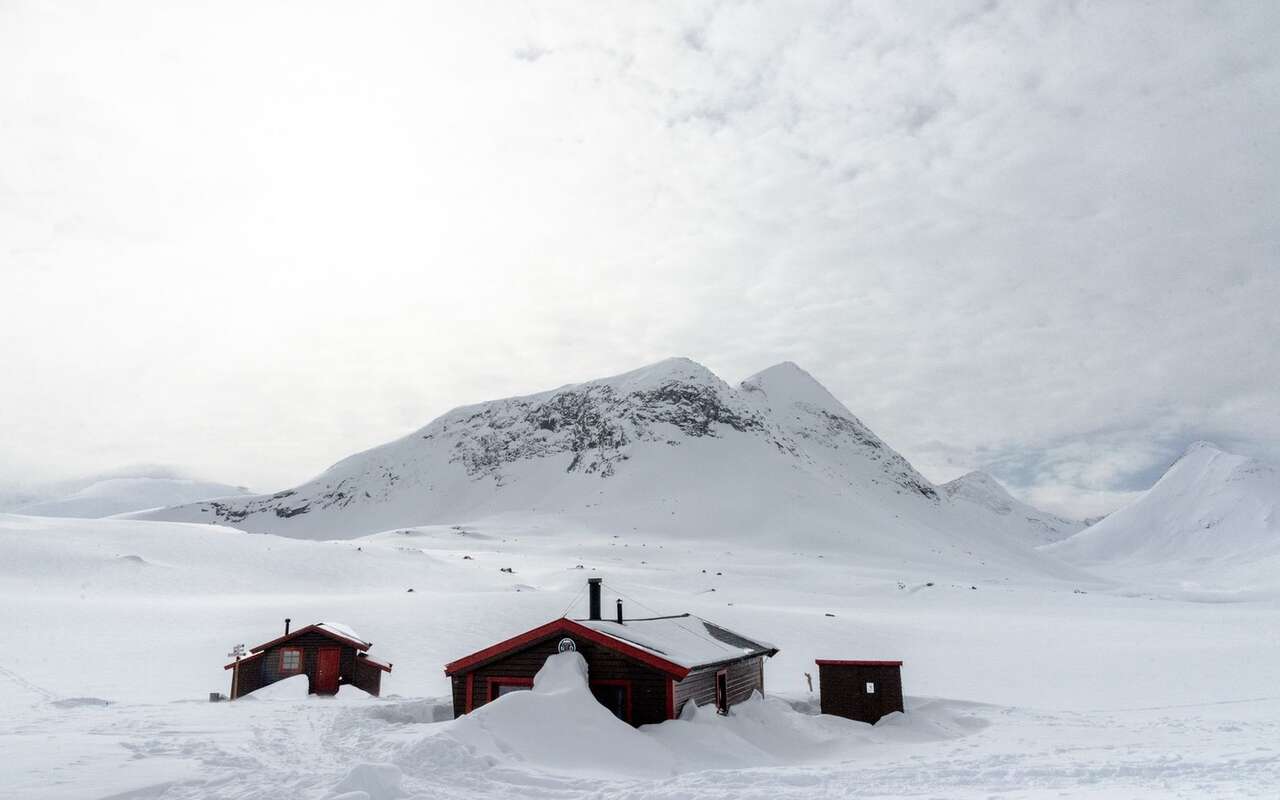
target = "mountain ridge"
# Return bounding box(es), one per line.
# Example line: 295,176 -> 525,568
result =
135,358 -> 1086,579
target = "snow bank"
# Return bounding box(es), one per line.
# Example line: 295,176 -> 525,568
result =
438,652 -> 676,778
242,674 -> 310,700
400,652 -> 988,782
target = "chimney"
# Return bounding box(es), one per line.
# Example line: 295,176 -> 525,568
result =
284,618 -> 291,635
588,578 -> 602,621
616,598 -> 624,624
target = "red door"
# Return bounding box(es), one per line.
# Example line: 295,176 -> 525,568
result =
315,648 -> 341,694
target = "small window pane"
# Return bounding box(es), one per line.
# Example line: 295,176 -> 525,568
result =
496,684 -> 529,697
282,650 -> 301,671
865,682 -> 876,694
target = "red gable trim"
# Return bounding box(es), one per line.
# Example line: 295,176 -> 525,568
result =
816,659 -> 903,667
223,652 -> 264,670
444,618 -> 691,680
249,624 -> 370,654
357,655 -> 393,673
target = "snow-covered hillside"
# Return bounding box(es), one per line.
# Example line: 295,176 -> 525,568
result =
1049,442 -> 1280,590
941,471 -> 1084,545
137,359 -> 1081,579
13,476 -> 250,518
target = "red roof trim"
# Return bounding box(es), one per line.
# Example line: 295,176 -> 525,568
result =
357,655 -> 393,673
444,618 -> 691,680
223,652 -> 264,670
249,624 -> 370,654
815,659 -> 903,667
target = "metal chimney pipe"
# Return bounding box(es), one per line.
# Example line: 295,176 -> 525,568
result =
588,578 -> 602,621
616,599 -> 623,624
284,618 -> 291,635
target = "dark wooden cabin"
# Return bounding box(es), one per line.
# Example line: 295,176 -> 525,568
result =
224,620 -> 392,699
444,578 -> 778,726
816,659 -> 904,724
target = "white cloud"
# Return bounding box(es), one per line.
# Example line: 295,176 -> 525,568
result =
1,1 -> 1277,516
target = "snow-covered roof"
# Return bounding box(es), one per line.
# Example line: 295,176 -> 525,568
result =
572,614 -> 777,670
315,622 -> 370,648
246,621 -> 372,656
444,614 -> 777,678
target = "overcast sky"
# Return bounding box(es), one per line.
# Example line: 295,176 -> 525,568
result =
2,1 -> 1277,517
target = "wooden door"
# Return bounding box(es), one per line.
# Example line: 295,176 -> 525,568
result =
315,648 -> 341,694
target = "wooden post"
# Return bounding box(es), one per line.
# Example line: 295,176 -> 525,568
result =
231,656 -> 240,700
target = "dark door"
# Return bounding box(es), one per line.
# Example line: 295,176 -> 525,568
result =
715,670 -> 728,714
315,648 -> 341,694
590,683 -> 627,722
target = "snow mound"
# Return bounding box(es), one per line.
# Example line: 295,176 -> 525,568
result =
327,762 -> 405,800
242,674 -> 310,701
438,652 -> 675,778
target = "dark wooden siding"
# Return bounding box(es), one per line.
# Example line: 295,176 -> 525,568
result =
352,659 -> 384,696
450,634 -> 671,726
672,656 -> 763,715
817,663 -> 903,724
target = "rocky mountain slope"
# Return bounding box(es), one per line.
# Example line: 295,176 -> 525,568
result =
1048,442 -> 1280,589
941,471 -> 1084,545
137,358 -> 1084,577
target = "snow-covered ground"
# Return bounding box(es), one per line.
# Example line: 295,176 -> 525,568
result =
2,512 -> 1277,799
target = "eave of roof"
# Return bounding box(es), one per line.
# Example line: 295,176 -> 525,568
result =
815,659 -> 903,667
224,651 -> 264,670
443,618 -> 693,680
247,623 -> 371,655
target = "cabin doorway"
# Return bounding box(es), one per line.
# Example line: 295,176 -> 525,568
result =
714,670 -> 728,714
590,682 -> 629,723
315,648 -> 341,694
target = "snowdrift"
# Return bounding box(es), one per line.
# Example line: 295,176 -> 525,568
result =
398,651 -> 984,784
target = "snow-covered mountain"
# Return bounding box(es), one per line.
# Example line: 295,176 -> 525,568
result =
1048,442 -> 1280,589
138,358 -> 1083,577
941,471 -> 1084,545
13,475 -> 251,519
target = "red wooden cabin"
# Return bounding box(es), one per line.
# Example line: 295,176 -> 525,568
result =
444,578 -> 778,726
224,620 -> 392,699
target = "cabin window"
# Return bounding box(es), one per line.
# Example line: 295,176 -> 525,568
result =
488,677 -> 533,701
280,648 -> 302,673
865,682 -> 876,694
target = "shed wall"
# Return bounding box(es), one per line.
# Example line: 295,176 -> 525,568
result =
673,656 -> 764,715
817,663 -> 903,724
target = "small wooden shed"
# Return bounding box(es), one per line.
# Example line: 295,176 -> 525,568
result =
224,620 -> 392,699
444,578 -> 778,726
816,659 -> 903,724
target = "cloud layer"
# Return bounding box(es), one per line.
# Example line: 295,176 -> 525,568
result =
2,1 -> 1277,517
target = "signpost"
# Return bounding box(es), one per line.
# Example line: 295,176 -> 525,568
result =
227,644 -> 246,699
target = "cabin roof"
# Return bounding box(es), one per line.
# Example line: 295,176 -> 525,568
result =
574,614 -> 777,670
221,622 -> 373,669
443,614 -> 777,680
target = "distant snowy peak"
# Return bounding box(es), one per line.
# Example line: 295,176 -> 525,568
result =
942,471 -> 1084,544
740,362 -> 938,500
740,361 -> 853,418
15,476 -> 250,519
1049,442 -> 1280,586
